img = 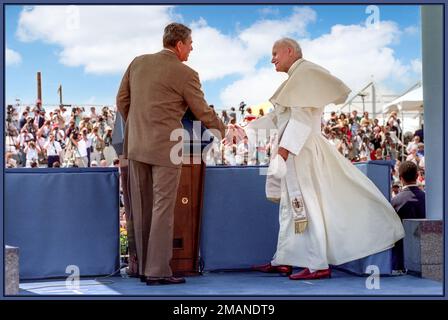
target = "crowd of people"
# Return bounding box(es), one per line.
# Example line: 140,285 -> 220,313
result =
4,100 -> 426,190
5,101 -> 119,169
205,106 -> 426,190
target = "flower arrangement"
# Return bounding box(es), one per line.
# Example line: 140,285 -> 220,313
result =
120,227 -> 128,256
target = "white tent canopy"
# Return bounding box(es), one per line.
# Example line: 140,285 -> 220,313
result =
382,86 -> 423,114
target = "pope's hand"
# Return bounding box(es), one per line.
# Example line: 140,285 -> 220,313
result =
277,147 -> 289,161
267,154 -> 287,179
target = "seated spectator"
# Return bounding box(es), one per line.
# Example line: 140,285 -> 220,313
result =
391,161 -> 426,272
243,107 -> 257,124
391,183 -> 401,199
371,147 -> 383,160
417,143 -> 424,158
406,146 -> 420,166
406,135 -> 421,154
5,152 -> 17,168
417,169 -> 425,189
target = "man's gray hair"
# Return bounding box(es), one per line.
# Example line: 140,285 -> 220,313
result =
275,37 -> 302,58
163,23 -> 192,48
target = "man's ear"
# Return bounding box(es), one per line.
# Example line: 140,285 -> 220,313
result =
175,40 -> 183,52
288,47 -> 294,56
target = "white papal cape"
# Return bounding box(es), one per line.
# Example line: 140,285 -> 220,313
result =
247,59 -> 405,270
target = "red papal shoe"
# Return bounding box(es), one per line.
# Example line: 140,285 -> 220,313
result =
252,263 -> 292,275
289,268 -> 331,280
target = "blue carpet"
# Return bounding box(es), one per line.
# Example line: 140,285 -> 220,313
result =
18,270 -> 442,297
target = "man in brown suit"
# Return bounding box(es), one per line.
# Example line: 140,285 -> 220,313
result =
116,23 -> 225,285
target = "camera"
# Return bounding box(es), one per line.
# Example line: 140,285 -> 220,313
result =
6,105 -> 14,123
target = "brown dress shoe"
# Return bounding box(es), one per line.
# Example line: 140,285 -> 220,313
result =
146,276 -> 186,285
252,262 -> 292,275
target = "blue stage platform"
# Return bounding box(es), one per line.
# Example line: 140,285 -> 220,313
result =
5,161 -> 397,281
200,161 -> 396,275
18,270 -> 442,296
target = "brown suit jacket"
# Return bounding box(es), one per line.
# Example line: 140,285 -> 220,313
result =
116,50 -> 225,168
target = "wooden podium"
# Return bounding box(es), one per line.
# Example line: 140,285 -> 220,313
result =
170,115 -> 209,276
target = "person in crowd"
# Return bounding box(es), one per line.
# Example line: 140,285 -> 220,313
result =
243,107 -> 257,125
221,110 -> 230,125
19,111 -> 29,130
5,152 -> 18,168
406,135 -> 421,154
102,126 -> 117,166
89,107 -> 99,121
89,125 -> 105,164
69,131 -> 88,168
406,146 -> 420,166
44,133 -> 63,168
229,107 -> 237,123
24,140 -> 41,168
90,160 -> 99,167
360,111 -> 372,129
391,161 -> 426,272
350,109 -> 361,123
414,124 -> 424,143
391,183 -> 401,199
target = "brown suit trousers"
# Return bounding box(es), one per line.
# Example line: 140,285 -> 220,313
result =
128,160 -> 181,277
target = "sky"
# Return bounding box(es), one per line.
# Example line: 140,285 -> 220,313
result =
5,4 -> 422,110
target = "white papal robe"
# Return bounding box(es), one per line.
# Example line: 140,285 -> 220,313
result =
247,59 -> 405,270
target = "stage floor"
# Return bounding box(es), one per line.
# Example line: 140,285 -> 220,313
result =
18,269 -> 442,297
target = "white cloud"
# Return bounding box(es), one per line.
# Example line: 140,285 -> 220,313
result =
301,21 -> 410,92
220,20 -> 418,107
238,7 -> 316,60
258,7 -> 280,16
17,5 -> 175,74
186,18 -> 252,81
220,67 -> 287,107
186,7 -> 316,81
15,6 -> 421,108
404,25 -> 419,35
411,59 -> 422,75
6,46 -> 22,66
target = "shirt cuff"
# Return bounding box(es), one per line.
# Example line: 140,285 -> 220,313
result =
279,118 -> 311,156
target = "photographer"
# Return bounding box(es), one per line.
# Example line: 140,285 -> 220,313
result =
24,140 -> 41,168
44,133 -> 62,168
19,111 -> 29,130
68,131 -> 88,167
53,108 -> 66,129
88,125 -> 105,164
37,120 -> 52,139
5,131 -> 20,167
65,120 -> 77,138
239,101 -> 246,117
102,126 -> 117,166
24,115 -> 38,137
6,105 -> 19,131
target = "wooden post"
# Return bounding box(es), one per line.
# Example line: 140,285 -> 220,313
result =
37,72 -> 42,104
58,84 -> 63,105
